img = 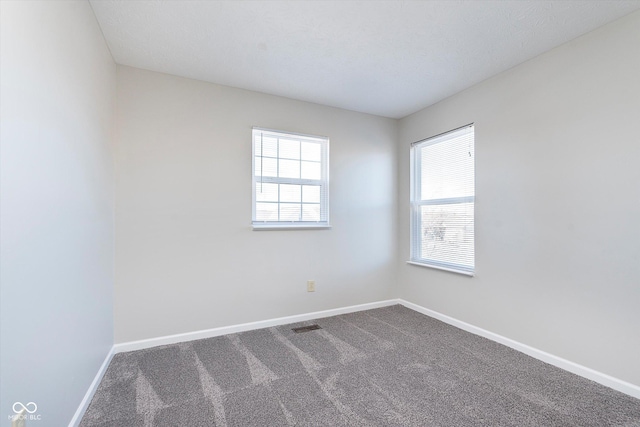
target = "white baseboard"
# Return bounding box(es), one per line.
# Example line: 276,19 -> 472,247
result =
113,299 -> 400,354
398,299 -> 640,399
68,346 -> 115,427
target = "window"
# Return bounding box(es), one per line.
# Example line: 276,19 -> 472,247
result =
410,124 -> 474,275
252,128 -> 329,229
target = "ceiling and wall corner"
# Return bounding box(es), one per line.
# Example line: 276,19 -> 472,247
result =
89,0 -> 640,119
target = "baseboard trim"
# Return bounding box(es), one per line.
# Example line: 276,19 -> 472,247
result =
113,299 -> 400,354
398,299 -> 640,399
68,346 -> 115,427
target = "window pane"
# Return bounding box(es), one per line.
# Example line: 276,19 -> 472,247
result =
279,138 -> 300,160
420,134 -> 474,200
255,136 -> 277,158
279,203 -> 301,221
301,142 -> 321,161
256,202 -> 278,221
302,204 -> 320,221
411,126 -> 474,272
252,128 -> 329,227
301,161 -> 321,180
254,137 -> 261,156
280,184 -> 301,202
279,159 -> 300,179
302,185 -> 320,203
255,157 -> 278,177
255,183 -> 278,202
420,203 -> 474,268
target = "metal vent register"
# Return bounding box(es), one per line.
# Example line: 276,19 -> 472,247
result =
292,324 -> 321,333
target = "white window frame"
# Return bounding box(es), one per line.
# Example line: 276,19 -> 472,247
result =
252,127 -> 330,230
409,124 -> 475,275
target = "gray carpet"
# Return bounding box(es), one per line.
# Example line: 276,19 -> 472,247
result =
80,305 -> 640,426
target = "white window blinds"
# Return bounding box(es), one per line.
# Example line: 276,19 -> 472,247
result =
252,128 -> 329,228
410,125 -> 475,274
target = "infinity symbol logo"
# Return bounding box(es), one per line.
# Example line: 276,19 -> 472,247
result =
12,402 -> 38,414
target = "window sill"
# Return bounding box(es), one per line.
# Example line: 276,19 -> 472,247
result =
252,224 -> 332,231
406,261 -> 474,277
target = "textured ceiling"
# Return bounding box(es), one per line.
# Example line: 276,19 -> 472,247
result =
89,0 -> 640,118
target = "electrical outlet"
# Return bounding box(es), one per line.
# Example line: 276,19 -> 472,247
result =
307,280 -> 315,292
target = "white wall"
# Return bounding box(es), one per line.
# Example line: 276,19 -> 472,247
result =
114,66 -> 397,343
0,1 -> 115,424
398,11 -> 640,386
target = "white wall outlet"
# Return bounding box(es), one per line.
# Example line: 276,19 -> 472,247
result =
307,280 -> 315,292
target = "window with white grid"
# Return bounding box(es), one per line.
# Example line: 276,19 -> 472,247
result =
410,124 -> 474,275
252,128 -> 329,229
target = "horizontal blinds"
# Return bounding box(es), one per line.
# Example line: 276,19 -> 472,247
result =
252,128 -> 329,226
411,125 -> 474,273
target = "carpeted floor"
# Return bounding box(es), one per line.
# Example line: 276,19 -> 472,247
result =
80,305 -> 640,426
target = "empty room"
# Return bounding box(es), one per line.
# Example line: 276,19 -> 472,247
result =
1,0 -> 640,426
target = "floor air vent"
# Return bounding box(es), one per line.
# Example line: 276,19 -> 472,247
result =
292,324 -> 321,333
